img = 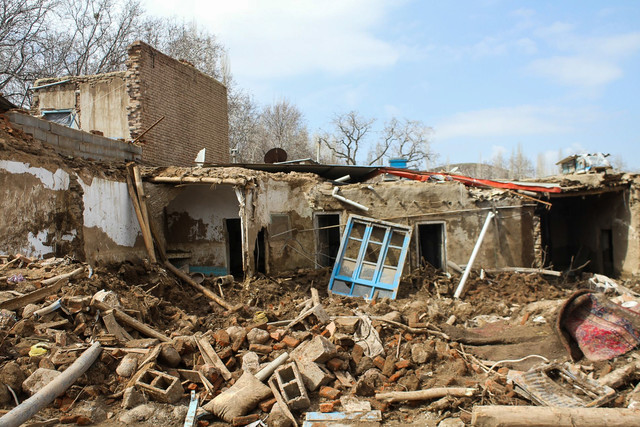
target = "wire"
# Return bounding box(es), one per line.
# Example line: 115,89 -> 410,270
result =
488,354 -> 550,372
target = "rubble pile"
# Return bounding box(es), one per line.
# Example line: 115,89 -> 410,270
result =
1,254 -> 640,426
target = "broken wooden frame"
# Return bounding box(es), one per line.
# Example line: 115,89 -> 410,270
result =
329,215 -> 412,300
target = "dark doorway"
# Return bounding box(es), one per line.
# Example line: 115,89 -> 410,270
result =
225,219 -> 243,277
315,213 -> 341,267
254,227 -> 267,274
417,222 -> 446,270
601,229 -> 614,277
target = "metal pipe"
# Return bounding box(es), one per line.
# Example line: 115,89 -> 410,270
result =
32,298 -> 62,319
332,187 -> 369,212
0,342 -> 102,427
454,211 -> 495,299
255,352 -> 289,382
334,175 -> 351,183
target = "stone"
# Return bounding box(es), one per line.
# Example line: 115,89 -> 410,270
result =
119,404 -> 156,424
438,418 -> 465,427
227,325 -> 246,343
355,369 -> 385,397
411,343 -> 435,365
295,360 -> 333,392
381,311 -> 403,323
291,335 -> 337,364
22,368 -> 61,395
22,303 -> 39,319
268,402 -> 294,427
122,386 -> 146,409
159,344 -> 181,367
116,354 -> 138,377
241,352 -> 260,374
0,362 -> 25,391
356,356 -> 374,375
247,328 -> 270,344
382,355 -> 396,377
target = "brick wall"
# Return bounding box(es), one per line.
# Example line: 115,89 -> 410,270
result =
126,41 -> 229,166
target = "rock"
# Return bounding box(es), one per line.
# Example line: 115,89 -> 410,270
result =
159,345 -> 181,367
438,418 -> 465,427
354,369 -> 385,397
74,400 -> 108,424
91,290 -> 122,309
0,383 -> 11,405
247,328 -> 270,344
122,386 -> 147,409
398,373 -> 420,391
268,402 -> 294,427
22,304 -> 39,319
119,403 -> 155,424
411,342 -> 436,365
116,354 -> 138,377
226,325 -> 245,343
381,311 -> 403,323
22,368 -> 61,395
0,361 -> 25,391
241,351 -> 260,374
355,356 -> 374,375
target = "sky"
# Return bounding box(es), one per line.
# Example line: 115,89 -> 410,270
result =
141,0 -> 640,172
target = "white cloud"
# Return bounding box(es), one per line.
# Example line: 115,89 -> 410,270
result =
528,56 -> 622,87
145,0 -> 403,80
434,105 -> 578,140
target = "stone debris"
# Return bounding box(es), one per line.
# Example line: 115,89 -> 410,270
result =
0,254 -> 640,426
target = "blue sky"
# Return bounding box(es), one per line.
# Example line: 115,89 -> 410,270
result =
142,0 -> 640,172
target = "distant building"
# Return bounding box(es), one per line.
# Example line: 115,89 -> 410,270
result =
30,41 -> 229,166
556,153 -> 611,174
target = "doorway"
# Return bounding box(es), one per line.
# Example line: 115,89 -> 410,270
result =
416,222 -> 446,270
225,218 -> 243,277
254,227 -> 267,274
315,213 -> 341,267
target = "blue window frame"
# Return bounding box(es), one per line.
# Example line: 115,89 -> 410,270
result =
328,215 -> 412,300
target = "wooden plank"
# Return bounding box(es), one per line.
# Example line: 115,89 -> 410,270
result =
195,334 -> 232,381
0,279 -> 65,311
132,165 -> 156,263
471,405 -> 640,427
91,300 -> 170,342
164,261 -> 234,310
102,310 -> 133,342
125,170 -> 156,263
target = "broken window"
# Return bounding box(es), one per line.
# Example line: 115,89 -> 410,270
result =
329,215 -> 412,300
41,109 -> 79,128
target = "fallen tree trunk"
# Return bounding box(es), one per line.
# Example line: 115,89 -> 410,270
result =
471,405 -> 640,427
0,342 -> 102,427
164,261 -> 235,311
376,387 -> 475,403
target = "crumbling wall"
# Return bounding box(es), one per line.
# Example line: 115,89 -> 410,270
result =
164,184 -> 239,273
625,177 -> 640,277
126,41 -> 229,166
32,72 -> 129,139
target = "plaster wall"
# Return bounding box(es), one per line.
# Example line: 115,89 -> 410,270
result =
165,185 -> 239,272
78,79 -> 129,139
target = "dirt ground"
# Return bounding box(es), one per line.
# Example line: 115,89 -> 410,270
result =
1,256 -> 639,426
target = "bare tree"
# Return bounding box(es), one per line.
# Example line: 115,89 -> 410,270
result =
373,117 -> 434,167
256,99 -> 312,161
0,0 -> 54,103
509,143 -> 534,179
319,111 -> 375,165
228,87 -> 261,162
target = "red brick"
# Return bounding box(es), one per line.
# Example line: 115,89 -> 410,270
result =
213,330 -> 230,347
319,386 -> 341,400
272,342 -> 287,351
395,359 -> 410,370
217,347 -> 233,360
373,355 -> 386,371
259,397 -> 277,412
370,399 -> 388,412
282,336 -> 300,348
351,344 -> 364,365
320,329 -> 331,338
326,358 -> 344,372
249,344 -> 272,354
320,400 -> 340,412
75,417 -> 92,426
270,331 -> 283,341
403,333 -> 413,341
388,369 -> 406,383
60,415 -> 78,424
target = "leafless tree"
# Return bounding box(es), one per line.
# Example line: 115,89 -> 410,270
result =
319,111 -> 375,165
509,143 -> 534,179
372,117 -> 434,167
228,87 -> 261,162
255,99 -> 312,162
0,0 -> 54,102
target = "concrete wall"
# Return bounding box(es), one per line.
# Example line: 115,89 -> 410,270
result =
126,41 -> 229,166
33,72 -> 130,139
7,111 -> 141,163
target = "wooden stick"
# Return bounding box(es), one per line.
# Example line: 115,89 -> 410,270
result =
484,267 -> 561,277
126,172 -> 156,263
41,266 -> 85,285
0,278 -> 67,311
131,116 -> 164,145
164,261 -> 234,311
195,334 -> 232,381
471,405 -> 640,427
91,300 -> 170,342
375,387 -> 475,403
372,316 -> 450,340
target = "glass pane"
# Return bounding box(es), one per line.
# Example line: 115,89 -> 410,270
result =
390,231 -> 406,247
345,239 -> 361,259
339,259 -> 356,277
384,247 -> 401,266
332,280 -> 351,294
353,284 -> 372,298
359,262 -> 376,280
364,241 -> 382,263
351,222 -> 366,240
370,226 -> 386,243
380,266 -> 397,284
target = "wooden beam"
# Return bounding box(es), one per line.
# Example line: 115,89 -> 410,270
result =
195,334 -> 232,381
471,405 -> 640,427
163,261 -> 234,311
91,300 -> 170,342
125,171 -> 156,263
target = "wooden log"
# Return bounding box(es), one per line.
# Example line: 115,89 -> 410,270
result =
471,405 -> 640,427
195,334 -> 232,381
148,176 -> 248,186
163,261 -> 234,310
132,165 -> 156,263
376,387 -> 475,403
91,300 -> 170,342
125,172 -> 156,263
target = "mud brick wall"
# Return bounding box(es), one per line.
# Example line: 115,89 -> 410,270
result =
126,41 -> 229,166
